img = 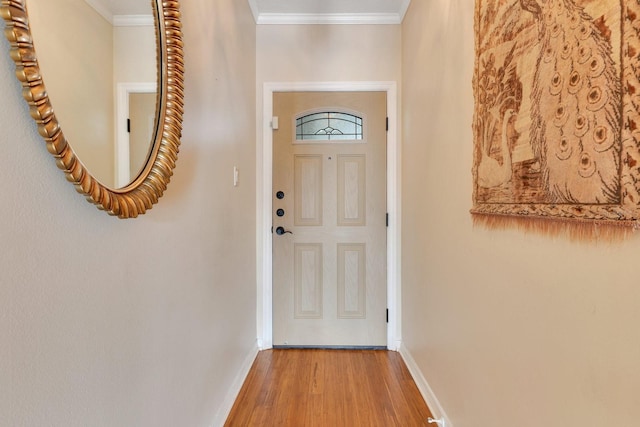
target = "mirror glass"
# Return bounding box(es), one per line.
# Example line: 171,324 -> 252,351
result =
27,0 -> 158,189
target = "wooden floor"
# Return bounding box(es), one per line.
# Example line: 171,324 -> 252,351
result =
225,349 -> 433,426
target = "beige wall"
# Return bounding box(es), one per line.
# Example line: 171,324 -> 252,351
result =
114,25 -> 156,84
256,24 -> 401,139
401,1 -> 640,427
28,0 -> 114,187
6,1 -> 640,426
255,24 -> 402,339
0,1 -> 256,426
256,24 -> 401,82
114,24 -> 157,188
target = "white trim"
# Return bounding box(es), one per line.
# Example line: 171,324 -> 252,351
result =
256,12 -> 404,25
257,81 -> 401,352
210,342 -> 260,427
115,82 -> 157,189
83,1 -> 153,26
246,0 -> 410,25
399,343 -> 454,427
113,15 -> 154,27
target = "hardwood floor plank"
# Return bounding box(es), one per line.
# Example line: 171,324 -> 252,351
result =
225,349 -> 433,426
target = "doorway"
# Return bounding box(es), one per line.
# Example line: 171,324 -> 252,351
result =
272,91 -> 388,347
258,82 -> 400,350
115,82 -> 156,188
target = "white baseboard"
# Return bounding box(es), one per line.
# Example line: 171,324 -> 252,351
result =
399,343 -> 453,427
211,341 -> 260,427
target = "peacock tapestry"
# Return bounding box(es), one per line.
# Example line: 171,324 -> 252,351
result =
472,0 -> 640,233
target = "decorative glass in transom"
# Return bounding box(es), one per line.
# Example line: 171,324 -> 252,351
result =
296,112 -> 363,141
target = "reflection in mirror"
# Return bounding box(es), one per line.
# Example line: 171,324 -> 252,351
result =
1,0 -> 183,218
127,91 -> 156,185
116,82 -> 157,187
27,0 -> 157,189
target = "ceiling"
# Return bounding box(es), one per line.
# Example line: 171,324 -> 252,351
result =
248,0 -> 412,25
102,0 -> 149,15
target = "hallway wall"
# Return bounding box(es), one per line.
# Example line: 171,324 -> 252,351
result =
401,1 -> 640,427
255,23 -> 402,343
0,1 -> 257,426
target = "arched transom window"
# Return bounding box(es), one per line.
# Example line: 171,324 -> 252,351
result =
296,111 -> 363,141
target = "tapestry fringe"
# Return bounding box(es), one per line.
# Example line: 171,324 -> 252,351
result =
471,213 -> 639,242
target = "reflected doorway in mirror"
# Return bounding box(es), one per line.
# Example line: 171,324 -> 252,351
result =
116,83 -> 158,188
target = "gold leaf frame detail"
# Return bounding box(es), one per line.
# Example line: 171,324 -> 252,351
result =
0,0 -> 184,218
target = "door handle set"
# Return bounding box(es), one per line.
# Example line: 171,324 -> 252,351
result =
274,191 -> 292,236
275,226 -> 293,236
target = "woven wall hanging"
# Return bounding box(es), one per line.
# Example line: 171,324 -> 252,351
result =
472,0 -> 640,238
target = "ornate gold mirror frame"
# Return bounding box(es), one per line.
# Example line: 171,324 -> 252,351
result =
0,0 -> 184,218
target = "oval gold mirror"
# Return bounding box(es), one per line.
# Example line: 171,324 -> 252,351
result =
0,0 -> 184,218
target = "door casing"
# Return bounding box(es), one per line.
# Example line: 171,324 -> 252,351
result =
257,81 -> 401,351
115,82 -> 156,188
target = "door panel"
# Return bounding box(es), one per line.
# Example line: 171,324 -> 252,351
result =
294,155 -> 323,226
337,243 -> 366,319
273,91 -> 387,347
294,243 -> 323,319
337,155 -> 366,226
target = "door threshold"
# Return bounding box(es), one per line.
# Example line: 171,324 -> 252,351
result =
272,345 -> 388,350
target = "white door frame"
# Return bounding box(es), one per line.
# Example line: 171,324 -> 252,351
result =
257,81 -> 401,351
115,82 -> 156,188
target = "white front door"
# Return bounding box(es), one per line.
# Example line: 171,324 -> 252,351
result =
272,91 -> 387,347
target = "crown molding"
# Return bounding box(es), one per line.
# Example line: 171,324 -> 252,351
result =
84,0 -> 153,27
256,12 -> 404,25
113,15 -> 154,27
248,0 -> 412,25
